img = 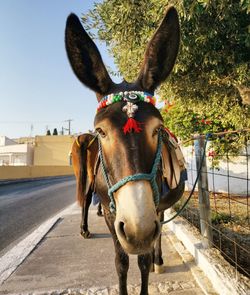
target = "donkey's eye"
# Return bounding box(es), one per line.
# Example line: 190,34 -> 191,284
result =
96,128 -> 106,138
153,125 -> 163,136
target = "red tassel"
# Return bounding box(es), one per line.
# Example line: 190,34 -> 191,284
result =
123,118 -> 142,134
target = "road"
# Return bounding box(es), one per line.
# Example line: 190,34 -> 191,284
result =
0,176 -> 76,254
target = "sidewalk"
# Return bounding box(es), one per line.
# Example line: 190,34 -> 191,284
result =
0,204 -> 207,295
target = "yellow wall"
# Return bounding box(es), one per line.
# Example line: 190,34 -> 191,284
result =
0,166 -> 74,180
34,135 -> 75,166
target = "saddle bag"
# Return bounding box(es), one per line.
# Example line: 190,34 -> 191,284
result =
161,128 -> 187,190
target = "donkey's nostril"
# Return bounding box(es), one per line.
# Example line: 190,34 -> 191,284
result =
119,221 -> 126,238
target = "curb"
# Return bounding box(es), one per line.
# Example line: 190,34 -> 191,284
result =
163,210 -> 250,295
0,202 -> 78,285
163,227 -> 217,295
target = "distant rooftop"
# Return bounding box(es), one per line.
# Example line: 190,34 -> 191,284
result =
0,136 -> 17,146
12,137 -> 35,144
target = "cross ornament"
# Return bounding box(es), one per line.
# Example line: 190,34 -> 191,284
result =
122,102 -> 138,118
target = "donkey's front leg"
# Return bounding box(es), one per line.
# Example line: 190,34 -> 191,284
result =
153,232 -> 165,273
115,241 -> 129,295
138,253 -> 152,295
104,212 -> 129,295
153,211 -> 165,273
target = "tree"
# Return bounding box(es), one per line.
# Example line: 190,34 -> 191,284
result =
46,129 -> 51,136
53,128 -> 58,135
83,0 -> 250,155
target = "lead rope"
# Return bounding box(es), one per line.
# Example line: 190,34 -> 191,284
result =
98,137 -> 116,213
98,133 -> 162,213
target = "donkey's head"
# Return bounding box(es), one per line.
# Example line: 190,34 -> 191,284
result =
65,7 -> 180,254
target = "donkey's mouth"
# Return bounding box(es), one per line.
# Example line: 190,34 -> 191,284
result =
115,219 -> 161,255
118,235 -> 155,255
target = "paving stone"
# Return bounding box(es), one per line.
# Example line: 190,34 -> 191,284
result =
108,287 -> 119,295
180,281 -> 196,289
86,289 -> 95,295
169,288 -> 204,295
132,285 -> 141,294
96,288 -> 109,295
172,281 -> 182,291
158,282 -> 173,293
148,283 -> 159,294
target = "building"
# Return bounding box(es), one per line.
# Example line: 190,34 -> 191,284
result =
0,135 -> 75,166
33,135 -> 74,166
0,136 -> 34,166
0,136 -> 17,146
13,137 -> 35,144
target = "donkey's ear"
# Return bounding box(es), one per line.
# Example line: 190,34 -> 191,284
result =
137,7 -> 180,93
65,14 -> 114,96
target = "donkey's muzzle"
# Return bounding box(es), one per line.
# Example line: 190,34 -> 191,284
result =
116,219 -> 161,254
114,181 -> 161,255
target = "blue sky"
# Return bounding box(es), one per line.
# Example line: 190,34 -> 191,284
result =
0,0 -> 118,138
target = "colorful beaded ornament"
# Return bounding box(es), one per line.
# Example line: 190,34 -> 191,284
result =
97,91 -> 157,135
97,91 -> 156,111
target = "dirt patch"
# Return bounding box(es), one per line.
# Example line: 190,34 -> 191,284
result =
174,192 -> 250,278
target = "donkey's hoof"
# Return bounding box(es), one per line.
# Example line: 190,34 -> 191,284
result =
80,230 -> 91,239
154,264 -> 165,274
97,211 -> 103,217
150,263 -> 154,272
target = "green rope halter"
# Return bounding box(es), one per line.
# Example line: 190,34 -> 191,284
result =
98,133 -> 162,213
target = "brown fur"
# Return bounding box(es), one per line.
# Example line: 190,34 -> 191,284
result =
71,134 -> 98,207
66,6 -> 182,295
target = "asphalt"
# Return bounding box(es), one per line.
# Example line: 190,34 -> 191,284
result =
0,176 -> 76,253
0,203 -> 207,295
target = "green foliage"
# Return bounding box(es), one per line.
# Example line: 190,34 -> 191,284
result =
83,0 -> 250,155
211,212 -> 236,225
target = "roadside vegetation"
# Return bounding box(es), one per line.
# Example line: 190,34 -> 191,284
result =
175,192 -> 250,277
83,0 -> 250,158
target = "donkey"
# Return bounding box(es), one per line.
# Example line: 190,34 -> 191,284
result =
65,6 -> 185,295
71,134 -> 102,238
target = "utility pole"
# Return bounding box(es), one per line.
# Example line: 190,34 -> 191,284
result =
29,124 -> 34,138
64,119 -> 73,135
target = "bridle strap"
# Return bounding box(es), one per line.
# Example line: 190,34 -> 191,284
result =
98,133 -> 162,213
97,138 -> 116,212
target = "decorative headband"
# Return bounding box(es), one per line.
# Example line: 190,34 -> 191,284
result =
97,91 -> 157,134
